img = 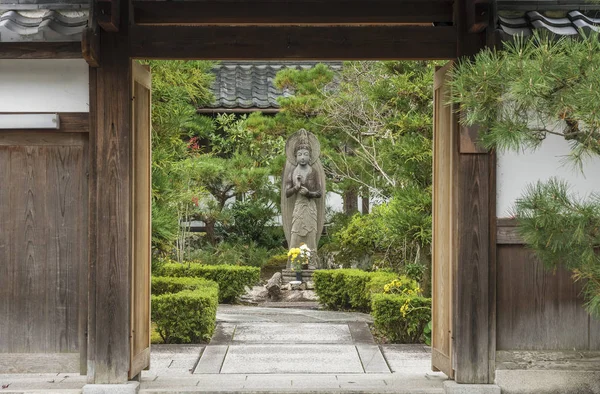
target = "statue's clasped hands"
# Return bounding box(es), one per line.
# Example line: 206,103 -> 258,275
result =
295,175 -> 309,196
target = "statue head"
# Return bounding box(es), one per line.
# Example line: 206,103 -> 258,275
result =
294,129 -> 312,166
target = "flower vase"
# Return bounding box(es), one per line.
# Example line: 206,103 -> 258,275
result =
295,271 -> 302,282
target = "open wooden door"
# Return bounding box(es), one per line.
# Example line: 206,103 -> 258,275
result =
431,62 -> 456,379
129,61 -> 152,378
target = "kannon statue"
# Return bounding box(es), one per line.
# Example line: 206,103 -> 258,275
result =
281,129 -> 326,269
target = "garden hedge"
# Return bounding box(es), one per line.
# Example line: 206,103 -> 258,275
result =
151,276 -> 219,344
313,269 -> 397,312
156,263 -> 260,303
371,293 -> 431,343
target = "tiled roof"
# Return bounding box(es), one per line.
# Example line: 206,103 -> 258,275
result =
498,10 -> 600,38
0,9 -> 87,41
207,61 -> 343,110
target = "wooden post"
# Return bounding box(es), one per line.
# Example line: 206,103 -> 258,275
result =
88,1 -> 132,383
452,0 -> 494,385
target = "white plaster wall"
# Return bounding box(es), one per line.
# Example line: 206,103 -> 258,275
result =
497,133 -> 600,217
0,59 -> 89,112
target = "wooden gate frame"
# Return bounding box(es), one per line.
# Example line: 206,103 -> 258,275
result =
83,0 -> 497,385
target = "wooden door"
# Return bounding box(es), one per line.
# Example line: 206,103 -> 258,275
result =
129,61 -> 152,378
431,62 -> 456,378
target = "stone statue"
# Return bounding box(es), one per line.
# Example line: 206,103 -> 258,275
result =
281,129 -> 326,269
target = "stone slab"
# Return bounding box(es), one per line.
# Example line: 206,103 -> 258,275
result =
83,382 -> 140,394
220,345 -> 364,374
494,370 -> 600,394
356,345 -> 391,373
347,322 -> 375,344
210,323 -> 236,345
193,346 -> 228,374
232,323 -> 353,344
443,380 -> 501,394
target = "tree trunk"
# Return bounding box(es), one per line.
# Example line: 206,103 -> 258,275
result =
205,219 -> 217,245
361,191 -> 370,214
343,187 -> 359,215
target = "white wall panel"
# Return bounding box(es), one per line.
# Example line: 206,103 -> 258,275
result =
497,133 -> 600,217
0,59 -> 89,112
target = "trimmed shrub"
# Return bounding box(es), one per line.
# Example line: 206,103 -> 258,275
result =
371,293 -> 431,343
151,276 -> 219,344
156,263 -> 260,303
313,269 -> 397,312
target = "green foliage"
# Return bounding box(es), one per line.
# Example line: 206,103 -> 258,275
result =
371,294 -> 431,343
189,241 -> 272,268
151,276 -> 218,344
156,262 -> 260,303
147,60 -> 216,254
449,32 -> 600,166
223,198 -> 285,250
313,269 -> 397,312
514,178 -> 600,317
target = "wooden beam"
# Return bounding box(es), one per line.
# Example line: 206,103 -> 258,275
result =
97,0 -> 121,32
467,0 -> 490,33
130,25 -> 457,60
133,0 -> 454,25
0,42 -> 82,59
89,25 -> 132,385
83,0 -> 101,67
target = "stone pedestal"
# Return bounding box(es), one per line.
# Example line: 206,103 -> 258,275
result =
282,269 -> 315,284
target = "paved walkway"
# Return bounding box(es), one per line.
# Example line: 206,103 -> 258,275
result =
0,305 -> 447,393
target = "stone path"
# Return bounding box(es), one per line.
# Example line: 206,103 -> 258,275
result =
0,306 -> 447,393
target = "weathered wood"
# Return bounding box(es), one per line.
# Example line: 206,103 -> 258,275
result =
130,25 -> 458,60
83,0 -> 100,67
431,62 -> 456,380
496,351 -> 600,371
466,0 -> 490,33
0,353 -> 80,374
452,0 -> 492,384
0,132 -> 86,146
487,150 -> 497,381
129,61 -> 152,379
460,124 -> 487,154
455,154 -> 490,384
496,245 -> 600,351
0,133 -> 87,358
496,226 -> 522,244
133,0 -> 454,25
87,67 -> 98,381
97,0 -> 120,32
0,42 -> 82,59
90,26 -> 132,383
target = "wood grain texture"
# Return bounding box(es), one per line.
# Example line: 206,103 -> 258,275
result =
431,62 -> 456,379
133,0 -> 453,24
455,154 -> 490,384
0,353 -> 80,373
0,42 -> 82,59
0,135 -> 87,357
86,67 -> 98,381
496,351 -> 600,371
130,25 -> 457,60
129,62 -> 152,378
496,245 -> 600,351
90,27 -> 132,384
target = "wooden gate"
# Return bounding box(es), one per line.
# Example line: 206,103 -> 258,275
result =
431,62 -> 456,379
129,61 -> 152,378
0,121 -> 88,373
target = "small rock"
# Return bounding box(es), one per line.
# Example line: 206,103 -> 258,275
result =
281,283 -> 291,291
290,281 -> 302,290
266,272 -> 283,300
306,281 -> 315,290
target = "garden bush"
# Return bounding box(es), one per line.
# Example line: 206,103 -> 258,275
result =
156,263 -> 260,303
151,276 -> 218,344
371,293 -> 431,343
313,269 -> 397,312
